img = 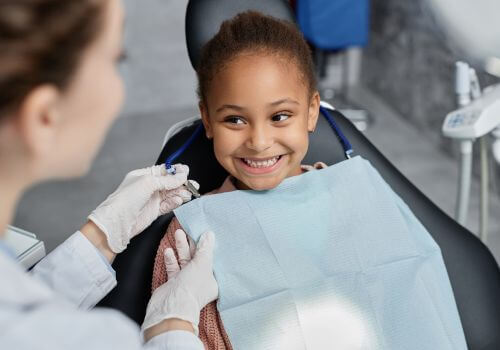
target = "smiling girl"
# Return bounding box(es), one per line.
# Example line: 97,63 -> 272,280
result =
152,11 -> 324,349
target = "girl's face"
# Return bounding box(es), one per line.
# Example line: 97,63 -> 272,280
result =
200,54 -> 320,190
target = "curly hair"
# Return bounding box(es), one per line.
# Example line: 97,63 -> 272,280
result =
196,10 -> 317,103
0,0 -> 106,118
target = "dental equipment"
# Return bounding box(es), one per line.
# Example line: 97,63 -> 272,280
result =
163,123 -> 203,197
442,62 -> 500,241
185,180 -> 201,199
165,123 -> 204,174
320,104 -> 354,159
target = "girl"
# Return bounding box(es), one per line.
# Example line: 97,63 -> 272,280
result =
152,11 -> 324,349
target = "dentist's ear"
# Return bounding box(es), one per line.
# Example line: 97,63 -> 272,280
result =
307,91 -> 321,133
16,84 -> 61,157
199,101 -> 213,139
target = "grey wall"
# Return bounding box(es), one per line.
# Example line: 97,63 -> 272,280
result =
121,0 -> 198,116
362,0 -> 498,149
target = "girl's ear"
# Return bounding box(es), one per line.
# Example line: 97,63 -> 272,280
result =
199,101 -> 213,139
307,91 -> 320,132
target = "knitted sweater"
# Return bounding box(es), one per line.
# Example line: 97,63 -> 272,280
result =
151,163 -> 327,349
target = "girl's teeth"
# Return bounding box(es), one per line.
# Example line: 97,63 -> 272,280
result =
243,156 -> 279,168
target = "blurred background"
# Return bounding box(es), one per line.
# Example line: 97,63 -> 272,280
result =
13,0 -> 500,262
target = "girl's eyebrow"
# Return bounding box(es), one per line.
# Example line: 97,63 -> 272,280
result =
216,104 -> 245,112
216,98 -> 299,112
269,98 -> 299,106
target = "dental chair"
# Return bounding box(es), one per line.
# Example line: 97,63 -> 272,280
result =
98,1 -> 500,348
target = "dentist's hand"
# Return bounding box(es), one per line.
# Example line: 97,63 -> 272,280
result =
86,164 -> 197,254
142,230 -> 218,340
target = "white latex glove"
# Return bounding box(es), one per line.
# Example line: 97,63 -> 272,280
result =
142,230 -> 218,335
88,164 -> 199,253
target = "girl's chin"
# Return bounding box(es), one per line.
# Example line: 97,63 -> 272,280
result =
236,176 -> 283,191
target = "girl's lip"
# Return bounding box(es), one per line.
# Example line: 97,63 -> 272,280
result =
237,155 -> 285,175
242,156 -> 279,162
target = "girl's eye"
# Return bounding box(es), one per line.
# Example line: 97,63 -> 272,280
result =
225,116 -> 245,125
272,113 -> 291,122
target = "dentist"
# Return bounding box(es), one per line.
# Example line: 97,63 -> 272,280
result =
0,0 -> 217,348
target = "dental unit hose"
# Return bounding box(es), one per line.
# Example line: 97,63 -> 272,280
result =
456,139 -> 473,226
480,135 -> 489,242
454,62 -> 473,226
452,62 -> 490,240
165,123 -> 204,174
470,66 -> 488,241
468,66 -> 490,242
319,106 -> 354,159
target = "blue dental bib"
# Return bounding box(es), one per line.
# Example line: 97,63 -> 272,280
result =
174,156 -> 467,350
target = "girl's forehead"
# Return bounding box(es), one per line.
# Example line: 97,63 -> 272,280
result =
223,53 -> 297,74
209,54 -> 309,99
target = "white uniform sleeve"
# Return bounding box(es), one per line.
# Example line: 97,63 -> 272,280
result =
30,231 -> 117,309
1,303 -> 204,350
2,232 -> 205,349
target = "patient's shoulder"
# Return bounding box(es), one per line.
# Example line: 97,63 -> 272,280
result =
167,216 -> 183,235
206,176 -> 237,195
159,216 -> 183,248
152,217 -> 184,291
301,161 -> 328,172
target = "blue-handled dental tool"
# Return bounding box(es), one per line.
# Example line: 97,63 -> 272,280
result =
165,123 -> 204,174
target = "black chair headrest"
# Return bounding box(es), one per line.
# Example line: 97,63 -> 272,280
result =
185,0 -> 295,70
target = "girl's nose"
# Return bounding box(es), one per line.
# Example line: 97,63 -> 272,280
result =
245,124 -> 273,152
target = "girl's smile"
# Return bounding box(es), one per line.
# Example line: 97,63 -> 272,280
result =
237,154 -> 285,175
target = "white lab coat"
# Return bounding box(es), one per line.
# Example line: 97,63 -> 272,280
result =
0,231 -> 204,350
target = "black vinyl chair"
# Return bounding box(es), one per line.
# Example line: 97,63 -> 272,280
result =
98,1 -> 500,348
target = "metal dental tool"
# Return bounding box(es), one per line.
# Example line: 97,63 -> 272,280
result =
185,180 -> 201,199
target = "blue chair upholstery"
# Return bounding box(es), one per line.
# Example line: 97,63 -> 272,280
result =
296,0 -> 370,50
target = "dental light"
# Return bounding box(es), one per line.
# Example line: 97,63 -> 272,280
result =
425,0 -> 500,77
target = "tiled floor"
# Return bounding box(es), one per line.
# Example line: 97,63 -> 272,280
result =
12,0 -> 500,265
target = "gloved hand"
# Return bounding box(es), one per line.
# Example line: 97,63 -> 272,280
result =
142,230 -> 218,335
88,164 -> 199,253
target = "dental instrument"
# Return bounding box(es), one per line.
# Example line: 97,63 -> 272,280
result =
165,123 -> 204,175
185,180 -> 201,199
442,61 -> 500,241
425,0 -> 500,241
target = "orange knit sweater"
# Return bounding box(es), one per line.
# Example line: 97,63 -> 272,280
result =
151,163 -> 327,349
152,216 -> 232,349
